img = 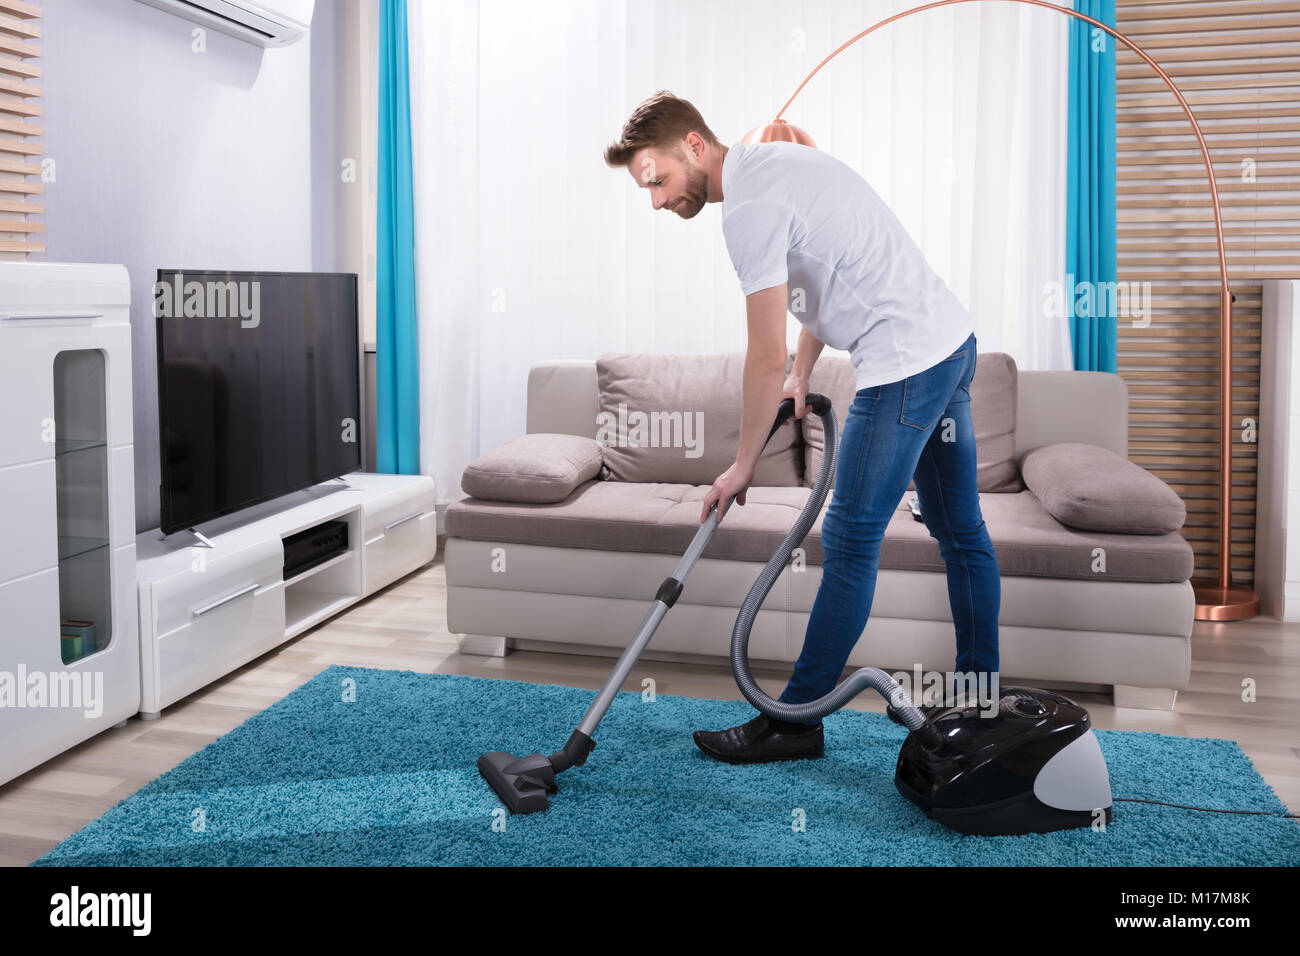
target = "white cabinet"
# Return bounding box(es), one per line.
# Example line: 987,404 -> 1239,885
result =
137,472 -> 436,716
0,263 -> 140,787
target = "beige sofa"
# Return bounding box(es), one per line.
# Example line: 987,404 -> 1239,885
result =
444,352 -> 1196,710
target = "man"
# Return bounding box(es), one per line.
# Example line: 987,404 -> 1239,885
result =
604,91 -> 1000,764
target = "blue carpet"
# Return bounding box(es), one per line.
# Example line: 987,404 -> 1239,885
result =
33,665 -> 1300,866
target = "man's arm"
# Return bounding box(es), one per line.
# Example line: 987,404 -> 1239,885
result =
700,284 -> 789,523
791,327 -> 825,382
784,327 -> 826,418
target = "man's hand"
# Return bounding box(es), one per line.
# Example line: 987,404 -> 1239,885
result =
701,459 -> 755,524
781,371 -> 809,419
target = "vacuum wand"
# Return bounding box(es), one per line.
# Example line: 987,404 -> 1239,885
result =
477,464 -> 736,813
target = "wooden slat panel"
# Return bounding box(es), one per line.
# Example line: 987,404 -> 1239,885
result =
1118,136 -> 1300,151
0,116 -> 39,136
1119,182 -> 1300,194
1119,106 -> 1300,123
0,139 -> 41,156
1117,74 -> 1300,93
0,197 -> 40,214
1120,15 -> 1300,37
1120,91 -> 1300,109
1120,61 -> 1300,80
0,239 -> 43,252
0,156 -> 39,175
1114,0 -> 1290,589
0,217 -> 41,233
0,0 -> 39,17
1120,29 -> 1300,48
0,57 -> 38,79
1119,167 -> 1300,181
1117,121 -> 1300,135
1119,197 -> 1300,208
1118,44 -> 1300,64
0,34 -> 39,58
0,97 -> 41,118
1115,2 -> 1299,19
0,74 -> 40,98
1121,209 -> 1300,221
0,14 -> 38,39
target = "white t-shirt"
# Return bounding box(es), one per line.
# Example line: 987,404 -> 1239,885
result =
720,140 -> 974,391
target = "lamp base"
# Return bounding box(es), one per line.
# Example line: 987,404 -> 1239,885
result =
1191,580 -> 1260,621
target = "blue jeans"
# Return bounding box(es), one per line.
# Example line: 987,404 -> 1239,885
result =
778,331 -> 1000,711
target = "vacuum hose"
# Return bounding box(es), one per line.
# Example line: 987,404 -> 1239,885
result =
729,394 -> 932,734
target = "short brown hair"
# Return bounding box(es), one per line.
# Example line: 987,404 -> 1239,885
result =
603,91 -> 720,168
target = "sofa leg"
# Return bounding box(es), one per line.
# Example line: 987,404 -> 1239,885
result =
458,633 -> 511,658
1113,685 -> 1178,711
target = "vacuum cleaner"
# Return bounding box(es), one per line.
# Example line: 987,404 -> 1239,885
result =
479,394 -> 1113,835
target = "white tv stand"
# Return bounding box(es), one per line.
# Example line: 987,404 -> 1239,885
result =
135,471 -> 436,717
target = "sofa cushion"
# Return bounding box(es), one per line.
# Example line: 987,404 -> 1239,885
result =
968,352 -> 1022,492
595,351 -> 802,487
1020,442 -> 1186,534
461,433 -> 604,503
802,351 -> 1024,493
445,482 -> 1194,584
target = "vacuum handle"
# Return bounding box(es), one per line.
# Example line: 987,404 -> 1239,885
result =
764,392 -> 833,444
713,392 -> 834,520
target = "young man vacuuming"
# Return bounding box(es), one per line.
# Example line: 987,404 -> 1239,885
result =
604,92 -> 1001,763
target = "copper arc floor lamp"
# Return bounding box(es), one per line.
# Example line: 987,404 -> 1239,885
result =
746,0 -> 1258,622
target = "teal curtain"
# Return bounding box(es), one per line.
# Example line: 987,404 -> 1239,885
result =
376,0 -> 420,473
1065,0 -> 1118,372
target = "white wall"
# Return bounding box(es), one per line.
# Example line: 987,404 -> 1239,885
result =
35,0 -> 358,532
1257,279 -> 1300,622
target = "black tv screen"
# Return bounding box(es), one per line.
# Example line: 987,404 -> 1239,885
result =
155,269 -> 362,535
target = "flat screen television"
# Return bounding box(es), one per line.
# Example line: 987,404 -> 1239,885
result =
155,269 -> 362,535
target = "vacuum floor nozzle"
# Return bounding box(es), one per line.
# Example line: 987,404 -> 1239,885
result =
477,751 -> 557,814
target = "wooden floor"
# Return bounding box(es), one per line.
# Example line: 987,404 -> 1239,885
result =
3,544 -> 1298,865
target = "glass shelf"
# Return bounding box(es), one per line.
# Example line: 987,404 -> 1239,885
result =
55,437 -> 107,457
58,535 -> 110,562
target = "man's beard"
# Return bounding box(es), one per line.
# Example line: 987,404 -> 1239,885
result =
673,162 -> 708,218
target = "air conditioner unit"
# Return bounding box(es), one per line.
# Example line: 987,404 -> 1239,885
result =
137,0 -> 315,48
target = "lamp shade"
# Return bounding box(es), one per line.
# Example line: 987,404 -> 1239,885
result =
743,118 -> 816,148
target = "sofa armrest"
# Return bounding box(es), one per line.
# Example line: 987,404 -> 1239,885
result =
1019,442 -> 1186,535
462,433 -> 604,503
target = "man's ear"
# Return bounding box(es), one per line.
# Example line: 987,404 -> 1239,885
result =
683,131 -> 705,161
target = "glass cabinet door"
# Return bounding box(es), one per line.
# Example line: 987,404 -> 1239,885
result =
53,349 -> 112,664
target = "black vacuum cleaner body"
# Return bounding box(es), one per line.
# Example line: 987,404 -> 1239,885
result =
895,686 -> 1113,836
478,394 -> 1113,836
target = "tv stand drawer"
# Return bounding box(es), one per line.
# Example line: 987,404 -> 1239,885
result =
152,536 -> 284,637
155,579 -> 285,711
364,509 -> 436,594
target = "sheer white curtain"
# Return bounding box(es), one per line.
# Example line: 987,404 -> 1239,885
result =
408,0 -> 1070,506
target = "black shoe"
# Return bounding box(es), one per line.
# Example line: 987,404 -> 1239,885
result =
693,713 -> 824,764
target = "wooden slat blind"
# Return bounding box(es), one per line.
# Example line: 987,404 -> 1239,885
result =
0,0 -> 39,256
1115,0 -> 1299,591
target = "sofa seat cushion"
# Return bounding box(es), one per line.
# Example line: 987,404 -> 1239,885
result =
447,482 -> 814,564
445,483 -> 1194,584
